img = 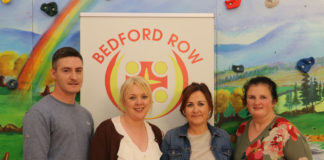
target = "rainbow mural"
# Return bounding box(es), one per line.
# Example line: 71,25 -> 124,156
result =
17,0 -> 95,94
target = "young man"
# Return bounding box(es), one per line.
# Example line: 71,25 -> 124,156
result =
23,47 -> 94,160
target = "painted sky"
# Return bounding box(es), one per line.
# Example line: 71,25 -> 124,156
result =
216,18 -> 324,71
1,0 -> 324,72
2,0 -> 324,41
0,0 -> 216,34
216,0 -> 324,44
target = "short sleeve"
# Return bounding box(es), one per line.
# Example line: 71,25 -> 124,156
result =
283,134 -> 313,160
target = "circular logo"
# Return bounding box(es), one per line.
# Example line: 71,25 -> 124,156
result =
105,50 -> 188,119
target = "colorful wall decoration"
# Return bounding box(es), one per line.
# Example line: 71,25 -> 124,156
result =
215,0 -> 324,159
0,0 -> 323,159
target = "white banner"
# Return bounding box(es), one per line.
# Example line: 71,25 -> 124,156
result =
80,13 -> 214,132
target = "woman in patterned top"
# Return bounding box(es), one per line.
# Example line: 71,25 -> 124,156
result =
234,76 -> 312,160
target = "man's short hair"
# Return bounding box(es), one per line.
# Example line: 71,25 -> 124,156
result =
52,47 -> 83,70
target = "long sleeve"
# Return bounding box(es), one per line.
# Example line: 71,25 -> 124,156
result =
89,123 -> 109,160
160,132 -> 171,160
23,110 -> 50,160
89,119 -> 124,160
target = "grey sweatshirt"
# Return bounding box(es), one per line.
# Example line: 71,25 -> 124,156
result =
23,95 -> 94,160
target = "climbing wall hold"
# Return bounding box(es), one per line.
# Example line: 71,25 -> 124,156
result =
40,2 -> 58,16
225,0 -> 241,9
232,65 -> 244,73
2,0 -> 11,4
6,79 -> 18,90
296,57 -> 315,73
265,0 -> 279,8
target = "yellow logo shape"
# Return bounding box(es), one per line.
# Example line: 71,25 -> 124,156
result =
154,62 -> 168,75
126,61 -> 139,74
155,90 -> 168,103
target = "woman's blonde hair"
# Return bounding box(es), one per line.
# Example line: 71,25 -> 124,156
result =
119,76 -> 153,108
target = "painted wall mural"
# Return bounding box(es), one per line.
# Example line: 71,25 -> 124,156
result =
0,0 -> 323,159
215,0 -> 324,159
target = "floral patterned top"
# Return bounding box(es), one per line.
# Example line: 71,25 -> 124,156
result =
234,116 -> 312,160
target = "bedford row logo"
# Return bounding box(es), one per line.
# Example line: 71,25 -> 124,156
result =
91,27 -> 205,119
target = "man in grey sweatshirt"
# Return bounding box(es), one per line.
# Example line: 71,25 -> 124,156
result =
23,47 -> 94,160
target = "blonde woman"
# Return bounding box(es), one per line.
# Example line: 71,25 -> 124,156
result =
90,76 -> 162,160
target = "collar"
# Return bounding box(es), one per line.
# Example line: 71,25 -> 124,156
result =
178,122 -> 221,137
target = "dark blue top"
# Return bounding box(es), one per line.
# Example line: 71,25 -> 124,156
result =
160,123 -> 232,160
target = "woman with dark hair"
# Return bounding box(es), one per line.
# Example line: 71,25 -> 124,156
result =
160,82 -> 232,160
234,76 -> 312,160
